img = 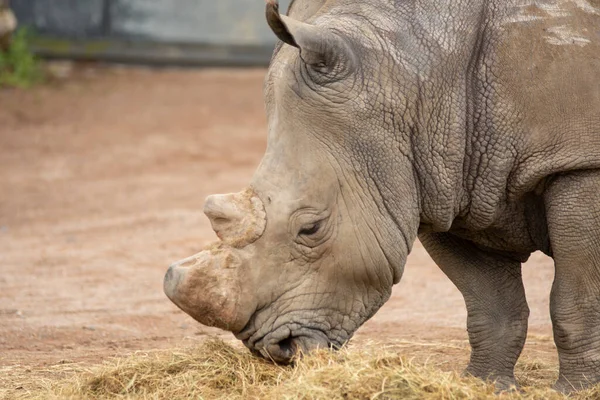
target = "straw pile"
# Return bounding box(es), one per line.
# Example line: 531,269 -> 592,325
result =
3,338 -> 600,399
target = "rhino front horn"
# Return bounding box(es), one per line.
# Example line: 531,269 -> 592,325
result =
164,248 -> 255,332
203,188 -> 267,248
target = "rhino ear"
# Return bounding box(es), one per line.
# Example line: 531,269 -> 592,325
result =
266,0 -> 353,69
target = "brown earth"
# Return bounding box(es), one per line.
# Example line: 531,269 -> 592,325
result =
0,66 -> 558,391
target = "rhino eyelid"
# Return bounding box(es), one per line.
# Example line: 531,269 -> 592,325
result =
298,220 -> 322,236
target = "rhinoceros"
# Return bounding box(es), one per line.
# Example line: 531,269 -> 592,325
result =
164,0 -> 600,392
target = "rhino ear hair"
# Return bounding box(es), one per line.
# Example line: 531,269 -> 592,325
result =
266,0 -> 350,67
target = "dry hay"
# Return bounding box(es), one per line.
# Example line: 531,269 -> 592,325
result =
3,338 -> 600,400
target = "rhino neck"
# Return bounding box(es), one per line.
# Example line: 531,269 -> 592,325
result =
381,0 -> 492,232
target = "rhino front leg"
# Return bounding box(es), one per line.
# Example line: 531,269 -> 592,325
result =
545,170 -> 600,393
420,232 -> 529,390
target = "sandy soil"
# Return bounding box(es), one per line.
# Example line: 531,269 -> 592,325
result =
0,67 -> 558,386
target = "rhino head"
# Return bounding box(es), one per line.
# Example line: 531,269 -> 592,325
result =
164,0 -> 423,363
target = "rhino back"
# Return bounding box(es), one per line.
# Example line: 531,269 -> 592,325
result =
448,0 -> 600,232
496,1 -> 600,197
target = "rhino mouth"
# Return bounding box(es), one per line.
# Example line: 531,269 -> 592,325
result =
237,322 -> 344,364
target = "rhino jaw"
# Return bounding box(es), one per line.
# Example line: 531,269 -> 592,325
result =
163,247 -> 254,333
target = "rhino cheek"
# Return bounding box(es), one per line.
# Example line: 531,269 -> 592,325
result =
163,249 -> 256,333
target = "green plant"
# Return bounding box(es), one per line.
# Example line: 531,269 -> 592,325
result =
0,27 -> 43,88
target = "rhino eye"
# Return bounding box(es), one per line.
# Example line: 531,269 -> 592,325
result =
312,61 -> 327,70
306,60 -> 339,81
298,221 -> 322,236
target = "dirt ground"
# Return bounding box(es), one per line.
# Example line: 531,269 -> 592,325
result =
0,66 -> 559,388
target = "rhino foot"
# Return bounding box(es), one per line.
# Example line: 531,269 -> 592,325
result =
553,375 -> 600,394
462,369 -> 519,393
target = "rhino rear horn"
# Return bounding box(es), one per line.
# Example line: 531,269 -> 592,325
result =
265,0 -> 354,68
204,188 -> 266,248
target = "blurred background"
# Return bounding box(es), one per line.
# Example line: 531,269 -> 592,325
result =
0,0 -> 557,390
9,0 -> 292,66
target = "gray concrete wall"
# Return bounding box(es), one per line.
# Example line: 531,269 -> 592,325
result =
11,0 -> 293,65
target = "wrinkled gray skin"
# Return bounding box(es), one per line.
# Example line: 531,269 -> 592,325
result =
164,0 -> 600,393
